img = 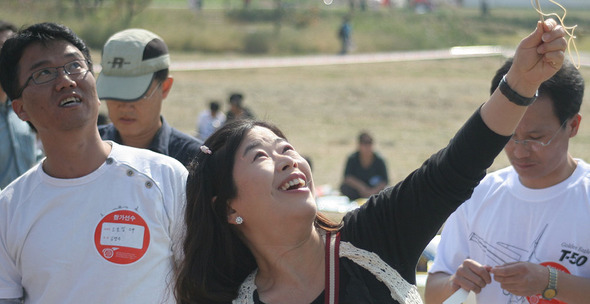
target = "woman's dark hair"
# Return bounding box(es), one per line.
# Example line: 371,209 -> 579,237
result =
0,22 -> 93,101
175,119 -> 339,304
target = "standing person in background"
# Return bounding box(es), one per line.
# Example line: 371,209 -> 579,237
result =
196,100 -> 226,141
338,15 -> 352,55
0,20 -> 42,189
225,92 -> 255,123
480,0 -> 489,16
0,22 -> 187,303
97,28 -> 202,167
174,19 -> 567,304
425,58 -> 590,304
340,131 -> 389,201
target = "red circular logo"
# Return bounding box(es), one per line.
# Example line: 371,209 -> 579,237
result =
94,210 -> 150,264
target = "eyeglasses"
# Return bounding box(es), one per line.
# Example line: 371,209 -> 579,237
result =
141,81 -> 162,100
15,59 -> 90,99
509,120 -> 568,152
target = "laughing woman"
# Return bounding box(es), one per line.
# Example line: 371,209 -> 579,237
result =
175,19 -> 566,304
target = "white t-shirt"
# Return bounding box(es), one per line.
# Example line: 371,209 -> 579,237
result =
0,142 -> 188,303
430,159 -> 590,304
196,110 -> 226,141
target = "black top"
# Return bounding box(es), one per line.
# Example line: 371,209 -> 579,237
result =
253,109 -> 511,303
226,107 -> 255,122
340,151 -> 389,200
99,116 -> 202,167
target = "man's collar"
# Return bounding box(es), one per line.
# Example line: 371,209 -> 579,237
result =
147,116 -> 171,155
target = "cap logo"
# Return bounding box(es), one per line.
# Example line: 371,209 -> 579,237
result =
109,57 -> 130,69
96,29 -> 170,101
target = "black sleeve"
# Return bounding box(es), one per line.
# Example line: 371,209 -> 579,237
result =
339,108 -> 511,283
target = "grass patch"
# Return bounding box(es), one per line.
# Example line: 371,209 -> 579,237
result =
112,57 -> 590,188
2,1 -> 589,54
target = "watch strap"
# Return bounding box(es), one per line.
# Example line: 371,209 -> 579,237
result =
499,74 -> 538,106
542,266 -> 558,300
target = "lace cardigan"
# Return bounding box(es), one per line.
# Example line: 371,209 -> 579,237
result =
232,238 -> 423,304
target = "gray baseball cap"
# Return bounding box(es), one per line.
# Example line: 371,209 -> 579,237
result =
97,29 -> 170,101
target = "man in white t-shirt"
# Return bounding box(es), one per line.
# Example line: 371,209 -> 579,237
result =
0,22 -> 187,303
425,58 -> 589,304
196,100 -> 226,141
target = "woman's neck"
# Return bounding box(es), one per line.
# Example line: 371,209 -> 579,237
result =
253,228 -> 326,304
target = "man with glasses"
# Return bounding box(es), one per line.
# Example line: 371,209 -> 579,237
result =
0,20 -> 42,189
0,22 -> 187,303
97,28 -> 201,167
425,58 -> 590,303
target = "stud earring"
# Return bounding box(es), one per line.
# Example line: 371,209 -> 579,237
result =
236,216 -> 243,225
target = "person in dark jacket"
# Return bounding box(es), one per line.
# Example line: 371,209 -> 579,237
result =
97,28 -> 201,167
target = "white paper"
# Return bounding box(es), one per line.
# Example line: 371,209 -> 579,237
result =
100,222 -> 145,249
443,288 -> 469,304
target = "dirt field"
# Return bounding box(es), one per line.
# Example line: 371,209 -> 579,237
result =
99,55 -> 590,190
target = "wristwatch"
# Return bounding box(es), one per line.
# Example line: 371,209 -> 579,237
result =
542,266 -> 558,300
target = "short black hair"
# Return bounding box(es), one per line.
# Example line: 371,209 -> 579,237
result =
358,131 -> 373,144
153,68 -> 169,83
0,22 -> 93,101
491,58 -> 584,124
229,93 -> 243,105
210,101 -> 220,112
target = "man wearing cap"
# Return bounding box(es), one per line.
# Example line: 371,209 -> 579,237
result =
97,28 -> 201,167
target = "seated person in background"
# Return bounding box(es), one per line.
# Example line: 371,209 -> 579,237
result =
196,100 -> 225,141
97,28 -> 202,167
340,131 -> 388,200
